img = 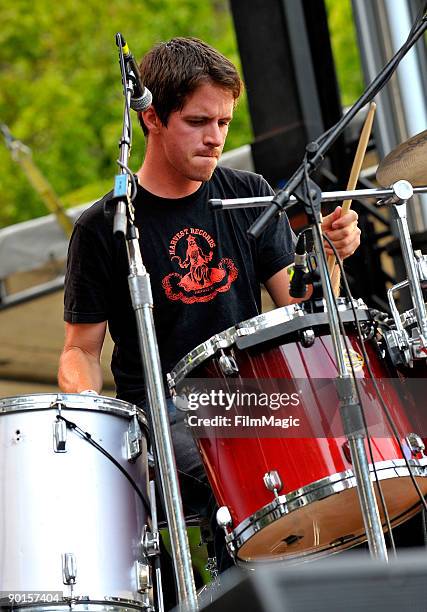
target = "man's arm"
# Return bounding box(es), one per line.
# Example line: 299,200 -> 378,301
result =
58,321 -> 107,393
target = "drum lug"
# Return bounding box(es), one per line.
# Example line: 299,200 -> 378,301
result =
216,505 -> 233,531
52,396 -> 67,453
125,414 -> 143,461
300,329 -> 315,348
406,432 -> 425,456
167,372 -> 175,395
142,525 -> 160,557
263,470 -> 283,498
62,552 -> 77,585
135,559 -> 153,592
53,419 -> 67,453
218,350 -> 239,376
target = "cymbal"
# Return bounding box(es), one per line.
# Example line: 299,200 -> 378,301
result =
376,129 -> 427,187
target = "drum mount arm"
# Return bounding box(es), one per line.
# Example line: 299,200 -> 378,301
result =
379,182 -> 427,367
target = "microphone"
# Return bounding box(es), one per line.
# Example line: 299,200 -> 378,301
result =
118,34 -> 152,112
289,233 -> 308,298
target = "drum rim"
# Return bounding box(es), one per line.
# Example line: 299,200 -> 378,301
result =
226,457 -> 427,560
168,325 -> 237,388
0,393 -> 147,424
168,303 -> 303,388
168,298 -> 369,388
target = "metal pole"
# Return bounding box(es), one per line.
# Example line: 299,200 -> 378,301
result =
127,237 -> 198,609
209,185 -> 427,210
312,225 -> 388,561
114,35 -> 198,610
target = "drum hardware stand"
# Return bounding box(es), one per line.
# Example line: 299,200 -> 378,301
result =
111,34 -> 198,611
379,180 -> 427,367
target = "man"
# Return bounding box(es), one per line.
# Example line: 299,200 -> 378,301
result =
58,37 -> 360,569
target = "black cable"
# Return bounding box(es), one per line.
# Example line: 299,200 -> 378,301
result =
56,414 -> 151,516
116,36 -> 138,211
303,162 -> 397,552
117,38 -> 133,157
325,236 -> 427,516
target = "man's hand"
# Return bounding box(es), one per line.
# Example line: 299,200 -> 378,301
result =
321,206 -> 361,260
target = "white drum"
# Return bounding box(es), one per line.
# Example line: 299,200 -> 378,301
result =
0,394 -> 151,611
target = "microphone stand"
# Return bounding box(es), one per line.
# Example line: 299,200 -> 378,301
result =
301,174 -> 389,561
112,35 -> 198,610
245,8 -> 427,562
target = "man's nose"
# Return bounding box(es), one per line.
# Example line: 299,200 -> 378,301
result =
203,122 -> 223,147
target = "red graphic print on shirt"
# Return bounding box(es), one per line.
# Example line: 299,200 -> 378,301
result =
162,227 -> 238,303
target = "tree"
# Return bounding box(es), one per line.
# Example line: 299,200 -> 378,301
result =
0,0 -> 252,227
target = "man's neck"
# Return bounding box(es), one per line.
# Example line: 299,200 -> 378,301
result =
136,160 -> 202,199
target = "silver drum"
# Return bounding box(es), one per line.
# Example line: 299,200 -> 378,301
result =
0,394 -> 151,611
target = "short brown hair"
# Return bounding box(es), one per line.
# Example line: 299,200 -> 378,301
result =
138,37 -> 243,135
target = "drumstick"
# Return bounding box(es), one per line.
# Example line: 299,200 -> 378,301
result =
327,102 -> 377,278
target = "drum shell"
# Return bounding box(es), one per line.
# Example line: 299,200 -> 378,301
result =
0,394 -> 149,604
169,302 -> 427,561
194,331 -> 419,533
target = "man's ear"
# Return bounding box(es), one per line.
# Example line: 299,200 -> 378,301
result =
141,106 -> 161,134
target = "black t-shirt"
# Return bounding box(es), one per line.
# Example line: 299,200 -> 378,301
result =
64,166 -> 295,403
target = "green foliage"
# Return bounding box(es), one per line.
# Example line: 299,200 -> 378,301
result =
1,1 -> 365,228
0,0 -> 252,227
325,0 -> 364,107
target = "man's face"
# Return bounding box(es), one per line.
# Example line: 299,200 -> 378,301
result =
156,81 -> 234,183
